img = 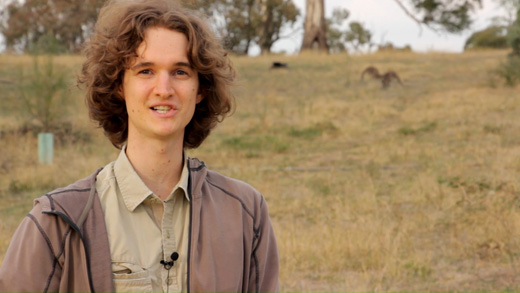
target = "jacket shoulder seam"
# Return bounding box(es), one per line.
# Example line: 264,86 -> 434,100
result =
45,188 -> 91,211
27,213 -> 57,257
26,213 -> 59,292
205,178 -> 255,220
47,187 -> 91,198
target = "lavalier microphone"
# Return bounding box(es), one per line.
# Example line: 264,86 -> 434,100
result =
160,252 -> 179,270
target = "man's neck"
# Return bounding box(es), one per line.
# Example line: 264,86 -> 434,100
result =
125,138 -> 184,200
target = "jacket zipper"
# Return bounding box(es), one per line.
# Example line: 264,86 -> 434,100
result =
187,166 -> 193,293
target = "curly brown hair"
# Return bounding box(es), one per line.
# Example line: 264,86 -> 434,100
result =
78,0 -> 235,149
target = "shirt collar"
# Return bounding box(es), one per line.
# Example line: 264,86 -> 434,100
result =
174,154 -> 190,202
114,147 -> 190,212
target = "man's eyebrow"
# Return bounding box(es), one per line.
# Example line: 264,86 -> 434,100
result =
130,61 -> 193,70
131,62 -> 154,71
175,62 -> 193,68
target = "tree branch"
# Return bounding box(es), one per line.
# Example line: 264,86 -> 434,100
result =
392,0 -> 427,36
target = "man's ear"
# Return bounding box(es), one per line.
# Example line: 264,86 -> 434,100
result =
196,93 -> 204,104
117,85 -> 125,101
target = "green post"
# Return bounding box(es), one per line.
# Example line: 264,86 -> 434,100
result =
38,133 -> 54,164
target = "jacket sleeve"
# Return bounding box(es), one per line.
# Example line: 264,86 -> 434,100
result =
0,203 -> 60,292
249,195 -> 280,293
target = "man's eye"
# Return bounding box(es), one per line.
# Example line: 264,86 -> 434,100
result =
175,69 -> 188,76
139,69 -> 152,75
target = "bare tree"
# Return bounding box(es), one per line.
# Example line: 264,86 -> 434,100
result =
300,0 -> 328,52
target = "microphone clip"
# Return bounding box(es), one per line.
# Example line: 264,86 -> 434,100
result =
160,260 -> 174,270
160,252 -> 179,270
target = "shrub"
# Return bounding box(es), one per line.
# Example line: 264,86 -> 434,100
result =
496,55 -> 520,86
464,25 -> 509,50
16,55 -> 70,131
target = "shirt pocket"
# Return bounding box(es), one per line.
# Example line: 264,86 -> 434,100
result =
112,262 -> 153,293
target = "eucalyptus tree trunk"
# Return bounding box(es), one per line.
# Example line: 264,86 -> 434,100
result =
300,0 -> 328,52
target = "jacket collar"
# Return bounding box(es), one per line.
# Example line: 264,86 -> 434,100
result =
187,157 -> 207,200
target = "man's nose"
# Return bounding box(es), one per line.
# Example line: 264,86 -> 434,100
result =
153,72 -> 174,97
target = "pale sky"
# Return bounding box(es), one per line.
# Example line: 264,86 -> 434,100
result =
265,0 -> 506,55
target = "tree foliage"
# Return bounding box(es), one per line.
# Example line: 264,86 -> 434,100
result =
1,0 -> 297,55
326,8 -> 373,53
344,22 -> 372,52
464,25 -> 509,50
395,0 -> 483,33
187,0 -> 299,54
326,8 -> 349,53
15,56 -> 70,131
508,7 -> 520,55
496,0 -> 520,25
1,0 -> 105,53
305,0 -> 482,54
257,0 -> 300,54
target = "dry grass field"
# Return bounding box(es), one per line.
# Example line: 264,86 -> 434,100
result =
1,50 -> 520,291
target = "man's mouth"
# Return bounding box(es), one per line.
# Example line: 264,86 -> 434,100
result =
151,106 -> 172,114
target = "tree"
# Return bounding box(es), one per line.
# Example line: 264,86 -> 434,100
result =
300,0 -> 328,52
1,0 -> 105,53
505,2 -> 520,55
326,8 -> 349,53
302,0 -> 483,54
186,0 -> 258,54
187,0 -> 299,55
326,8 -> 374,54
464,25 -> 509,50
257,0 -> 300,54
344,22 -> 372,52
392,0 -> 483,33
496,0 -> 520,25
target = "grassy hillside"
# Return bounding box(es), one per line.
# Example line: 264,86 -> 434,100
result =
1,50 -> 519,291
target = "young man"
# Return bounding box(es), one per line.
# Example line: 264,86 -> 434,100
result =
0,1 -> 279,292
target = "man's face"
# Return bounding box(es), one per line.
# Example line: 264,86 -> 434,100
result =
121,26 -> 202,144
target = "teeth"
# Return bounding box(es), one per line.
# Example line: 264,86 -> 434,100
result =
152,106 -> 172,114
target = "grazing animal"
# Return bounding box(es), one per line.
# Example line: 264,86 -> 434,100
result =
381,71 -> 403,89
361,66 -> 403,89
270,62 -> 288,69
361,66 -> 381,81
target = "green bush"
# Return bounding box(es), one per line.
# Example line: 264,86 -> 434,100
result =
508,9 -> 520,56
16,56 -> 70,131
464,25 -> 509,50
496,55 -> 520,86
27,32 -> 67,55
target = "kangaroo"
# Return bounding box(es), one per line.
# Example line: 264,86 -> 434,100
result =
381,71 -> 403,89
361,66 -> 381,81
361,66 -> 403,89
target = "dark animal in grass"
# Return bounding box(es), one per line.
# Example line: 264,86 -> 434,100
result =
270,62 -> 288,69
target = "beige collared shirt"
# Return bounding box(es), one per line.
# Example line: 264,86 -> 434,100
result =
96,148 -> 190,293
